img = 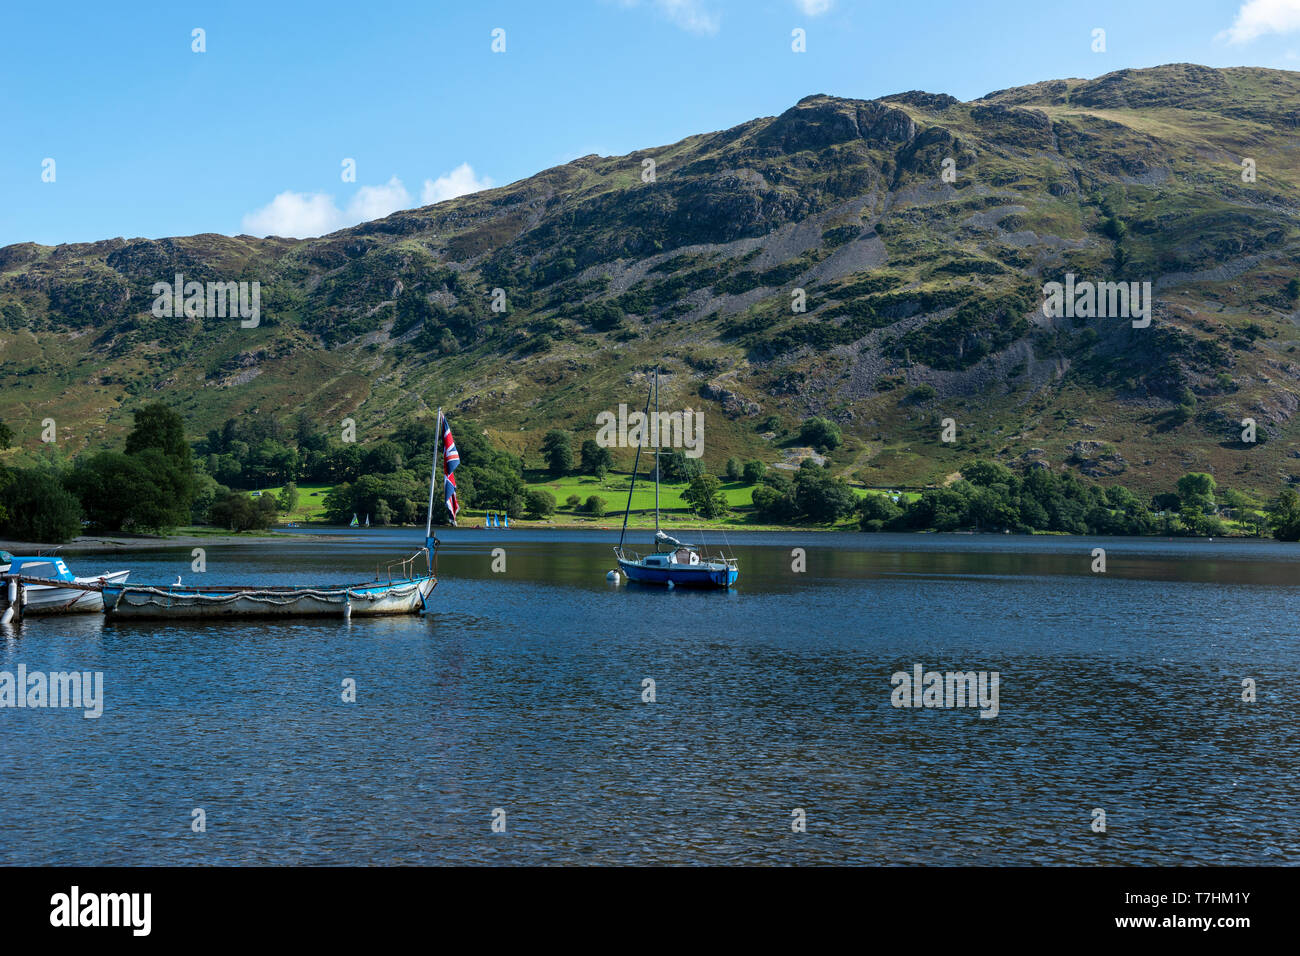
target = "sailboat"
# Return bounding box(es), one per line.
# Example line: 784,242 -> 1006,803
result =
350,514 -> 359,528
365,514 -> 370,528
613,368 -> 739,589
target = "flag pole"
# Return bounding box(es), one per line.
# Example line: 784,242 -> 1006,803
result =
426,408 -> 441,570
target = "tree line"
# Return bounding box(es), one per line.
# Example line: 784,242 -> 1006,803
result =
0,406 -> 1296,543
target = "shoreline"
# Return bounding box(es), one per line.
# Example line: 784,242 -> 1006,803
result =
0,532 -> 333,555
2,524 -> 1267,555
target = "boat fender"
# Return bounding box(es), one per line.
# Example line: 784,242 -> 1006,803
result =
606,570 -> 620,584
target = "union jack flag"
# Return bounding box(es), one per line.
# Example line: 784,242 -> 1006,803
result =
440,411 -> 460,474
438,411 -> 460,524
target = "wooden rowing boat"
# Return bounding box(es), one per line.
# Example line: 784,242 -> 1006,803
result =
101,559 -> 435,620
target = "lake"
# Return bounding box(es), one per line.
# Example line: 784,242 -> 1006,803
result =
2,529 -> 1297,864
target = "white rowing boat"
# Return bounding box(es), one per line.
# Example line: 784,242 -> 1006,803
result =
101,568 -> 435,619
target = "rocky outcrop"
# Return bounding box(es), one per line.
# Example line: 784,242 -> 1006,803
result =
700,381 -> 761,417
756,96 -> 916,153
1067,441 -> 1128,477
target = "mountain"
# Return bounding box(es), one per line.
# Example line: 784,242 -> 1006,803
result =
3,63 -> 1300,492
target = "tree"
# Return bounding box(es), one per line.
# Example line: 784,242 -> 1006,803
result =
191,473 -> 225,525
278,481 -> 299,514
1220,488 -> 1254,511
0,422 -> 13,449
66,450 -> 193,533
741,460 -> 766,484
682,474 -> 728,519
329,444 -> 363,483
0,469 -> 82,543
1152,492 -> 1181,513
565,494 -> 582,510
858,493 -> 903,531
1178,506 -> 1225,537
524,488 -> 556,518
794,468 -> 857,523
961,459 -> 1014,488
362,442 -> 404,475
124,403 -> 190,463
210,490 -> 278,532
799,417 -> 842,452
584,495 -> 607,517
657,450 -> 702,483
1269,488 -> 1300,541
542,430 -> 573,475
752,473 -> 797,522
1176,473 -> 1216,512
725,457 -> 742,481
580,439 -> 612,478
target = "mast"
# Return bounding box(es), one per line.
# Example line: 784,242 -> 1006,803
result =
617,374 -> 654,554
654,366 -> 660,540
425,408 -> 441,569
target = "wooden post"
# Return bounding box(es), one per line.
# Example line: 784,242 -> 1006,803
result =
1,576 -> 14,625
16,580 -> 25,622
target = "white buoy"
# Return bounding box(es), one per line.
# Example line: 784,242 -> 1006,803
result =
666,580 -> 675,590
606,570 -> 620,583
343,601 -> 352,621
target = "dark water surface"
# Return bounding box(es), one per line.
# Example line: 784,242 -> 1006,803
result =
2,529 -> 1298,865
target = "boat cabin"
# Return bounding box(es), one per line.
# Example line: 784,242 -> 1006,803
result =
6,557 -> 77,582
641,549 -> 701,567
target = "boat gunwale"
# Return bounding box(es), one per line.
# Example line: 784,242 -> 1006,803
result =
102,576 -> 435,596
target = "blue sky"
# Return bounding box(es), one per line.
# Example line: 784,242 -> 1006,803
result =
2,0 -> 1298,246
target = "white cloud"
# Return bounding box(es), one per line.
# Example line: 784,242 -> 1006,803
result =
793,0 -> 833,14
420,163 -> 494,206
1218,0 -> 1300,44
613,0 -> 721,35
241,167 -> 490,238
345,176 -> 411,223
241,191 -> 343,238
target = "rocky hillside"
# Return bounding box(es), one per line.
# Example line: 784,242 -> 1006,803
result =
2,63 -> 1299,492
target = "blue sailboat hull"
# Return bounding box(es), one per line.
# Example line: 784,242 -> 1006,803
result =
617,558 -> 738,589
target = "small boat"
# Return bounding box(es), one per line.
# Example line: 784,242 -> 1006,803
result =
365,514 -> 371,528
613,367 -> 739,589
349,514 -> 360,528
102,555 -> 434,619
3,555 -> 131,615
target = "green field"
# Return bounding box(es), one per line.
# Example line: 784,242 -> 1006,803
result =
527,473 -> 757,511
246,483 -> 333,522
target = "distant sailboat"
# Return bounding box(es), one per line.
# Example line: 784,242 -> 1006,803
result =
365,514 -> 370,528
350,514 -> 359,528
613,367 -> 738,589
